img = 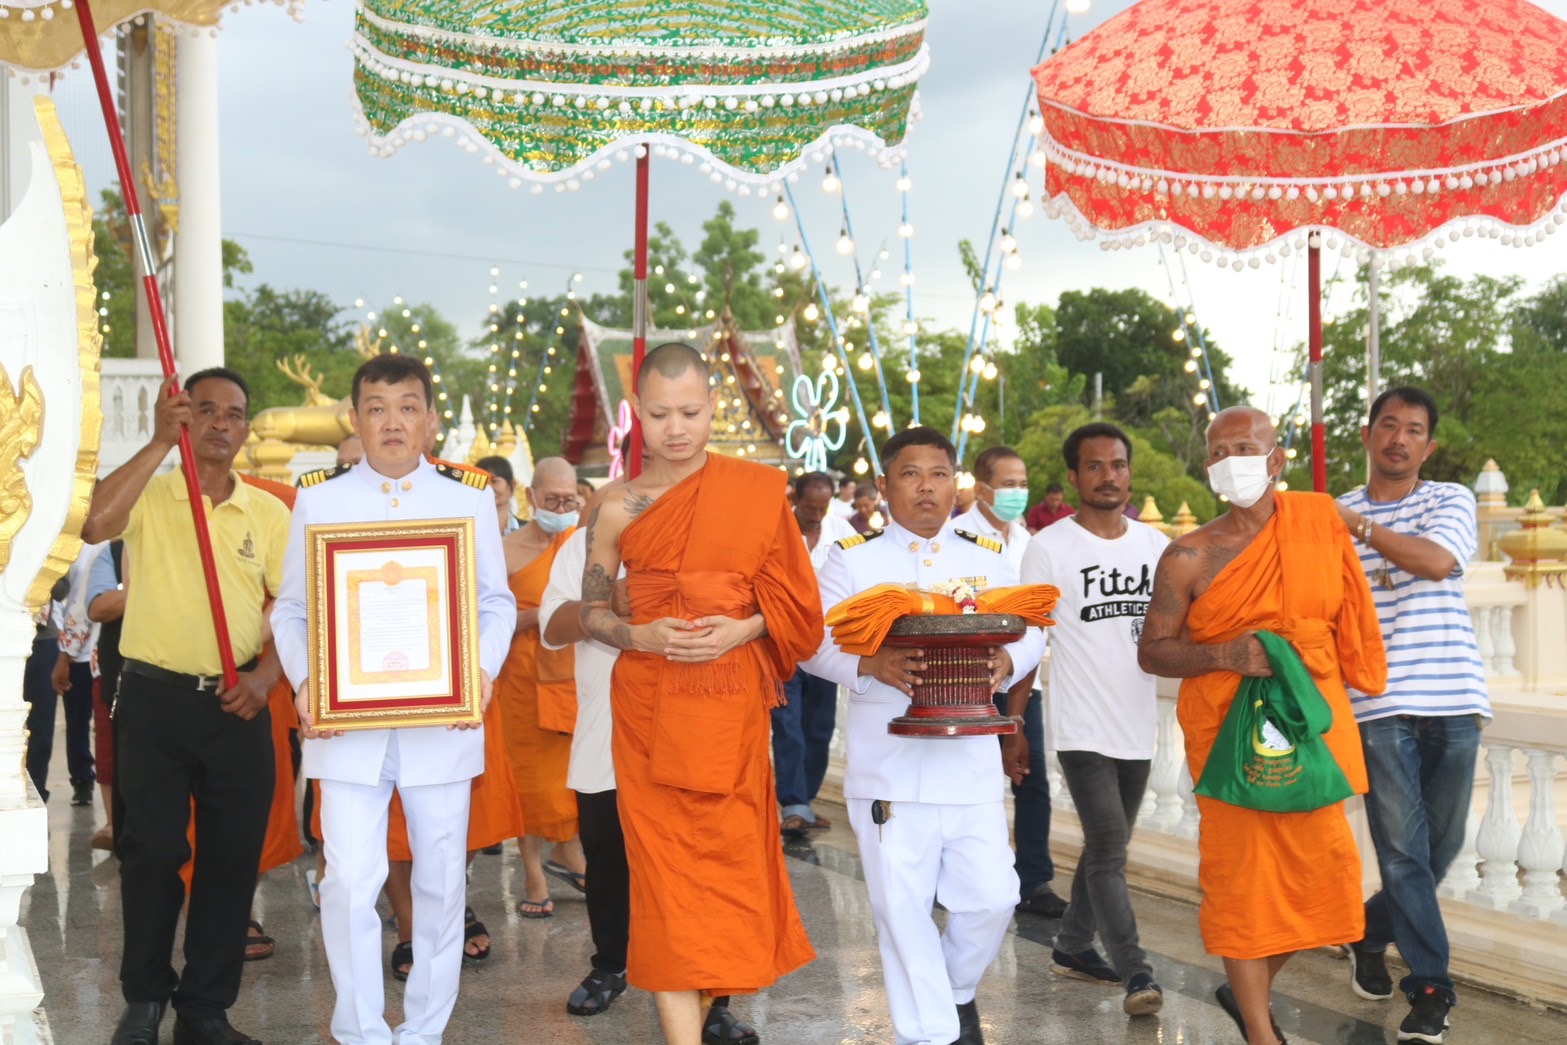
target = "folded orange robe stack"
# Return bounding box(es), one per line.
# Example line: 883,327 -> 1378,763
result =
613,452 -> 821,995
1177,492 -> 1387,959
824,582 -> 1058,656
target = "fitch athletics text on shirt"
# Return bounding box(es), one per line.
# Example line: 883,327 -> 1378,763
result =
1076,562 -> 1153,629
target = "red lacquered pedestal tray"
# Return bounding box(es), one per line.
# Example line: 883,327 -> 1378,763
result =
884,613 -> 1026,737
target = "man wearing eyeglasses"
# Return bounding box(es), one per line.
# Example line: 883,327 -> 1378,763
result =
496,457 -> 591,916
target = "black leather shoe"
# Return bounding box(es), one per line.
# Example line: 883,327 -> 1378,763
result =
172,1015 -> 262,1045
953,999 -> 985,1044
1015,884 -> 1068,918
109,1002 -> 164,1045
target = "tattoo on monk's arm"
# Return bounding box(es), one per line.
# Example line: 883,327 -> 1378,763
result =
1138,552 -> 1232,677
624,492 -> 654,518
582,605 -> 635,651
581,567 -> 634,650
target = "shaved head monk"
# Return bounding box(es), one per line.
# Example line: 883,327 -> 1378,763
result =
1138,406 -> 1386,1045
579,342 -> 821,1043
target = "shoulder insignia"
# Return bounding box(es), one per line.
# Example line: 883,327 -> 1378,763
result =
296,462 -> 351,489
834,528 -> 884,550
954,528 -> 1003,554
435,462 -> 491,490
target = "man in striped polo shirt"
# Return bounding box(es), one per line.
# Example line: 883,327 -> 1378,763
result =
1334,386 -> 1489,1045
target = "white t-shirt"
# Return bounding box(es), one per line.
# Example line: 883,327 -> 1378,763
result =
828,496 -> 857,520
1020,516 -> 1169,760
951,503 -> 1030,577
805,512 -> 858,572
540,528 -> 621,794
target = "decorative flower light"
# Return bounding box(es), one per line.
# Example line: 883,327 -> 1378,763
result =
606,398 -> 634,479
785,371 -> 849,473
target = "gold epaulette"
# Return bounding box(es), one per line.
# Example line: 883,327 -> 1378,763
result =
435,462 -> 491,490
835,528 -> 885,550
296,462 -> 351,489
954,529 -> 1003,554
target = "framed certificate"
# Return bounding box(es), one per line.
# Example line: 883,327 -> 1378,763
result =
305,518 -> 482,731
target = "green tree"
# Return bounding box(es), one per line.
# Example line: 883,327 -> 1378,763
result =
92,188 -> 251,359
1012,404 -> 1219,522
693,201 -> 770,329
224,286 -> 355,413
1317,263 -> 1520,492
1052,287 -> 1243,476
1510,275 -> 1567,355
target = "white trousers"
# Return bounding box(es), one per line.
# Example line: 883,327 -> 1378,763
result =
848,798 -> 1019,1045
319,735 -> 472,1045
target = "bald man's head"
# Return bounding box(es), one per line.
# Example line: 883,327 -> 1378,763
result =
526,456 -> 582,521
531,456 -> 577,489
1204,406 -> 1284,507
636,342 -> 710,394
1206,406 -> 1277,450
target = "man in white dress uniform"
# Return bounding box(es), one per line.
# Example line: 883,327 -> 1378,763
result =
805,426 -> 1046,1045
272,356 -> 515,1045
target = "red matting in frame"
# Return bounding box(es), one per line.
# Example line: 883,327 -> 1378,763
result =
306,519 -> 481,731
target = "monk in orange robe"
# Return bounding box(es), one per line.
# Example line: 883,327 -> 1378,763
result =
496,456 -> 587,915
581,343 -> 820,1044
1140,407 -> 1386,1045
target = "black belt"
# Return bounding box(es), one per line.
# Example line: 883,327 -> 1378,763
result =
123,657 -> 258,693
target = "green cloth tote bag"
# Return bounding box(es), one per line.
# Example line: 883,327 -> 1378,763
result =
1193,630 -> 1355,814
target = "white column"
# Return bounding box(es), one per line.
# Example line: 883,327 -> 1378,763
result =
0,77 -> 43,223
172,30 -> 225,374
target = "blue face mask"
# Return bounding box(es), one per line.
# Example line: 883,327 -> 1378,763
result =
534,507 -> 579,534
991,488 -> 1029,522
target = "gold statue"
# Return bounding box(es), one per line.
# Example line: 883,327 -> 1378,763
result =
0,363 -> 45,574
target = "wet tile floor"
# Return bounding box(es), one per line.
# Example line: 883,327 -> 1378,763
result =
24,783 -> 1567,1043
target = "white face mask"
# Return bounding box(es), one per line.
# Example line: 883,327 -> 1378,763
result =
1207,453 -> 1275,509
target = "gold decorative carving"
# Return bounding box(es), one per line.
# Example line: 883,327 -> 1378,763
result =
355,324 -> 386,360
277,354 -> 337,407
1501,489 -> 1567,590
25,96 -> 104,609
1137,495 -> 1173,537
252,438 -> 299,485
145,23 -> 180,251
0,365 -> 45,574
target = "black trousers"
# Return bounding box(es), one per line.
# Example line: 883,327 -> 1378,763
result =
576,788 -> 630,974
115,671 -> 273,1018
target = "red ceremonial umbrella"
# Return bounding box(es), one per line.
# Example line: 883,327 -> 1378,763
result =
1030,0 -> 1567,490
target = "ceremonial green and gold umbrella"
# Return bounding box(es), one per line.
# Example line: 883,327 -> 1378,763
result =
350,0 -> 929,467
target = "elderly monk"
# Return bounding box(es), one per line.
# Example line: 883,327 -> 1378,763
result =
580,342 -> 821,1044
498,456 -> 589,915
1139,406 -> 1386,1045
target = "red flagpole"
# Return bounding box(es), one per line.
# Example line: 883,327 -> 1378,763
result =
628,148 -> 649,479
1308,237 -> 1326,493
74,0 -> 239,687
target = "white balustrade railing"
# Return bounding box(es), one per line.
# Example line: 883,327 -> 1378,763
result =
100,358 -> 167,474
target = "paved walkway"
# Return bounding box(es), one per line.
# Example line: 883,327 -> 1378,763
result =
24,786 -> 1567,1043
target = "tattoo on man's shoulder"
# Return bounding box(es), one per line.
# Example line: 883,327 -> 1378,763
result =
1201,544 -> 1240,585
1162,542 -> 1198,560
624,491 -> 654,518
1147,562 -> 1183,617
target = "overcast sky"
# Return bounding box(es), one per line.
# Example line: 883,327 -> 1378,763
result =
43,0 -> 1567,421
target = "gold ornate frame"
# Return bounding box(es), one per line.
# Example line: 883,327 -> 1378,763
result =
305,518 -> 481,731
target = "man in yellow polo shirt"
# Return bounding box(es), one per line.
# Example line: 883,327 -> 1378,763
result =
82,367 -> 289,1045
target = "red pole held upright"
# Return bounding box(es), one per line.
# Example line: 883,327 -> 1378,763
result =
1308,238 -> 1326,493
627,148 -> 650,479
74,0 -> 239,688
